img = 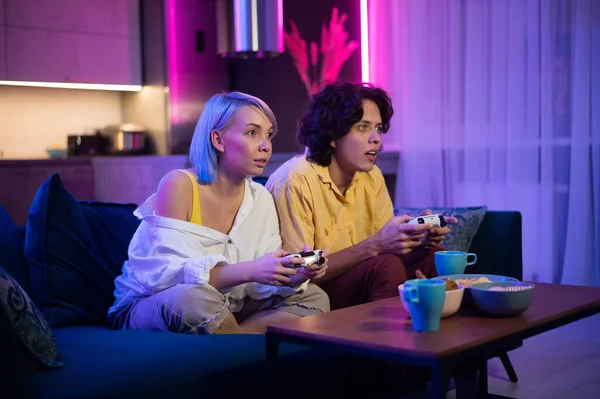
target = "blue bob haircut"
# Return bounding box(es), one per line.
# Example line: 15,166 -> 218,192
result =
189,91 -> 278,183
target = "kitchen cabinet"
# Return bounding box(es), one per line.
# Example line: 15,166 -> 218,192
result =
0,0 -> 5,25
5,0 -> 140,37
0,156 -> 188,225
92,156 -> 188,204
0,27 -> 7,80
6,27 -> 77,83
6,27 -> 141,85
3,0 -> 141,86
0,152 -> 400,226
0,159 -> 95,225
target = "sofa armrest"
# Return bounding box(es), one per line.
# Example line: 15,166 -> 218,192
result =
468,211 -> 523,280
0,301 -> 26,396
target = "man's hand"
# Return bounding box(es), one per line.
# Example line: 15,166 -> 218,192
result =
369,215 -> 432,256
418,209 -> 458,247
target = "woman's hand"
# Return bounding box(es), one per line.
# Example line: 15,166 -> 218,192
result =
285,246 -> 329,287
249,250 -> 302,286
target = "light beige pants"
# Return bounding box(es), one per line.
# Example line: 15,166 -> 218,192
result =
109,283 -> 329,334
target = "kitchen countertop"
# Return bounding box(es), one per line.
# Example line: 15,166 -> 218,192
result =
0,151 -> 400,175
0,151 -> 400,224
0,157 -> 94,166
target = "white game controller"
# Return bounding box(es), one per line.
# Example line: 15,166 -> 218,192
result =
284,250 -> 326,268
407,214 -> 446,228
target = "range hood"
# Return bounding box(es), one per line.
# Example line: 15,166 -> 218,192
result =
216,0 -> 284,58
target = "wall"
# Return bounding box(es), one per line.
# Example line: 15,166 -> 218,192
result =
166,0 -> 230,154
0,86 -> 122,159
0,0 -> 363,159
121,87 -> 169,155
162,0 -> 362,155
229,0 -> 362,153
121,0 -> 170,156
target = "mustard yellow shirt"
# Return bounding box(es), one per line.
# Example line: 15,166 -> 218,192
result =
265,155 -> 394,253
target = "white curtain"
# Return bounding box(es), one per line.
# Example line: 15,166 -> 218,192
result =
369,0 -> 600,286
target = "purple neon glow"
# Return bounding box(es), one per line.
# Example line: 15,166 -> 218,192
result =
234,0 -> 245,51
167,0 -> 179,123
360,0 -> 370,82
231,0 -> 283,53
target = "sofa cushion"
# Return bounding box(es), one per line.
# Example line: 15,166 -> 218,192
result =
0,205 -> 30,294
24,326 -> 344,399
25,173 -> 141,327
394,206 -> 488,252
0,266 -> 63,371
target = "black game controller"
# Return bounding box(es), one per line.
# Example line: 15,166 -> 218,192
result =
284,250 -> 326,268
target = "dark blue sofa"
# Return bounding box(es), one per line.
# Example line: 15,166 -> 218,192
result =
0,173 -> 522,399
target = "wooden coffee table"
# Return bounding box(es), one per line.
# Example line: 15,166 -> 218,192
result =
266,282 -> 600,399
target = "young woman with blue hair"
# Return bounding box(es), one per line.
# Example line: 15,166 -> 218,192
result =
108,92 -> 330,334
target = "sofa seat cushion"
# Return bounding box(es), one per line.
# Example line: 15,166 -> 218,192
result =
24,326 -> 338,399
469,211 -> 523,279
25,173 -> 141,327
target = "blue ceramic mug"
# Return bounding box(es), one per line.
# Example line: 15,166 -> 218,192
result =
403,279 -> 446,332
434,250 -> 478,276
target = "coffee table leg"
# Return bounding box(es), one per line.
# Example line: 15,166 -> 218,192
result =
265,335 -> 281,399
478,358 -> 488,396
430,362 -> 452,399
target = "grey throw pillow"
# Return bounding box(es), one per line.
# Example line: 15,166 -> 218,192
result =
394,206 -> 488,252
0,266 -> 63,371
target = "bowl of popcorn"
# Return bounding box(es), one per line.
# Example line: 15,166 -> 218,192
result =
434,274 -> 520,304
469,281 -> 534,317
439,278 -> 465,318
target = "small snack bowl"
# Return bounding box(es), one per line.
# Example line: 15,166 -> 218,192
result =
398,284 -> 411,313
398,283 -> 465,319
469,281 -> 534,317
46,148 -> 67,159
441,284 -> 465,318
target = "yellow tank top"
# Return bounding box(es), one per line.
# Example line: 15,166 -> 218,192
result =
175,169 -> 202,225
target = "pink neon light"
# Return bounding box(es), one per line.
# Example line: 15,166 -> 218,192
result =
167,0 -> 179,123
277,0 -> 283,52
360,0 -> 370,82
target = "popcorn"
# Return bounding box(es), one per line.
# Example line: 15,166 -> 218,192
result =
455,276 -> 491,287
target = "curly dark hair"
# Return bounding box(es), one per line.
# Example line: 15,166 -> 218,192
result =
297,81 -> 394,166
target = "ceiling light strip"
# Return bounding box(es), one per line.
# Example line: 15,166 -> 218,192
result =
0,80 -> 142,92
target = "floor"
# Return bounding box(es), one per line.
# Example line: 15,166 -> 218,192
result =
399,313 -> 600,399
483,312 -> 600,399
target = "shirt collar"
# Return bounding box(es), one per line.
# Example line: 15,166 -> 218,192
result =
310,161 -> 334,184
230,178 -> 254,231
309,159 -> 361,194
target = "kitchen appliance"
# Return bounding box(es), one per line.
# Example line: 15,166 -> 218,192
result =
216,0 -> 284,58
102,123 -> 150,155
67,131 -> 108,157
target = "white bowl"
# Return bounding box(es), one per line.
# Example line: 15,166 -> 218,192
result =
398,283 -> 465,319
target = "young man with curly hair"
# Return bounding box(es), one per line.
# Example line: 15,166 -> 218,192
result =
266,81 -> 457,310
